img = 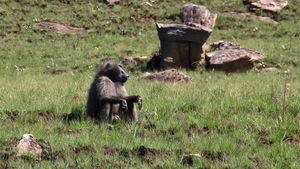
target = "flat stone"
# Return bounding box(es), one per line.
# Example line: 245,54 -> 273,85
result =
156,23 -> 212,43
210,41 -> 266,61
251,0 -> 288,12
206,49 -> 254,73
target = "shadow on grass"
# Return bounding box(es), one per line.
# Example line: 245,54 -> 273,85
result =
61,107 -> 86,123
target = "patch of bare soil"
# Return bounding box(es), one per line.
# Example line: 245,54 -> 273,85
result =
5,110 -> 19,121
36,110 -> 55,121
102,145 -> 178,166
168,127 -> 179,135
184,123 -> 212,136
283,134 -> 300,144
61,111 -> 85,123
139,121 -> 156,130
119,56 -> 150,72
249,157 -> 262,167
257,130 -> 274,146
37,22 -> 87,34
71,145 -> 96,154
44,70 -> 68,75
202,150 -> 226,161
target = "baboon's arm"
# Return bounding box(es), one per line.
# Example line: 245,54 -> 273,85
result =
124,96 -> 142,110
102,96 -> 127,110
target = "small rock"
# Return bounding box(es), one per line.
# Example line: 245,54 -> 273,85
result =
142,69 -> 192,83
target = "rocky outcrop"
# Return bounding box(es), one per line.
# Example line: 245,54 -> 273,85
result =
206,49 -> 254,74
206,41 -> 266,73
156,23 -> 212,70
251,0 -> 288,12
210,41 -> 266,61
156,4 -> 217,70
180,4 -> 217,29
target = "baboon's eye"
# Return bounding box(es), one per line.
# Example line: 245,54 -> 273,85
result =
119,64 -> 123,68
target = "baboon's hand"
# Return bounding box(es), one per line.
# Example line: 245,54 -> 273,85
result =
137,97 -> 142,110
120,99 -> 128,111
112,115 -> 120,120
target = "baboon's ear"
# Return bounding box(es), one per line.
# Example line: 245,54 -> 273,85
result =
105,62 -> 112,69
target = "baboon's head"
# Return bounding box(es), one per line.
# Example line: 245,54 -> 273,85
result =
101,62 -> 129,83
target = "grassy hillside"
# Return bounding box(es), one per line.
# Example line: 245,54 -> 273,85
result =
1,0 -> 300,168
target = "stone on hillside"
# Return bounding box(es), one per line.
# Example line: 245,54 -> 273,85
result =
17,134 -> 43,160
180,4 -> 217,29
156,23 -> 212,70
251,0 -> 288,12
206,49 -> 254,74
104,0 -> 119,5
142,69 -> 192,83
156,23 -> 212,42
37,22 -> 87,34
154,4 -> 216,70
210,41 -> 266,61
226,12 -> 278,24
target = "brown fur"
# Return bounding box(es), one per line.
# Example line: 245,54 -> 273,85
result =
86,61 -> 142,124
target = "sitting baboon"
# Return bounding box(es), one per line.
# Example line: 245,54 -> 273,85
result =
86,61 -> 142,124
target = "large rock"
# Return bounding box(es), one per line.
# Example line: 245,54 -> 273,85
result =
156,23 -> 212,42
154,4 -> 216,70
210,41 -> 266,61
156,23 -> 212,70
251,0 -> 288,12
17,134 -> 43,160
180,4 -> 217,29
206,49 -> 254,74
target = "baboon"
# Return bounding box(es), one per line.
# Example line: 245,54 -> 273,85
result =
86,61 -> 142,124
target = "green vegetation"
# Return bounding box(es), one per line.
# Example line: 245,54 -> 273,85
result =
1,0 -> 300,168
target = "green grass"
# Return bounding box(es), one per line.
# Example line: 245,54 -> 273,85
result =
1,0 -> 300,168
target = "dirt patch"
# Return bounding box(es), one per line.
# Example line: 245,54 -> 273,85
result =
283,134 -> 300,144
257,130 -> 274,146
249,157 -> 262,167
134,145 -> 156,158
61,112 -> 84,123
71,145 -> 96,154
120,56 -> 150,72
51,70 -> 68,75
139,121 -> 156,130
102,145 -> 119,156
37,110 -> 55,121
42,69 -> 68,74
168,127 -> 179,135
202,150 -> 226,161
101,145 -> 178,166
187,123 -> 212,134
5,110 -> 19,121
37,22 -> 87,34
181,154 -> 202,167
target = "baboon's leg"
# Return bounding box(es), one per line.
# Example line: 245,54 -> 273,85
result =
99,103 -> 113,124
124,102 -> 138,122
